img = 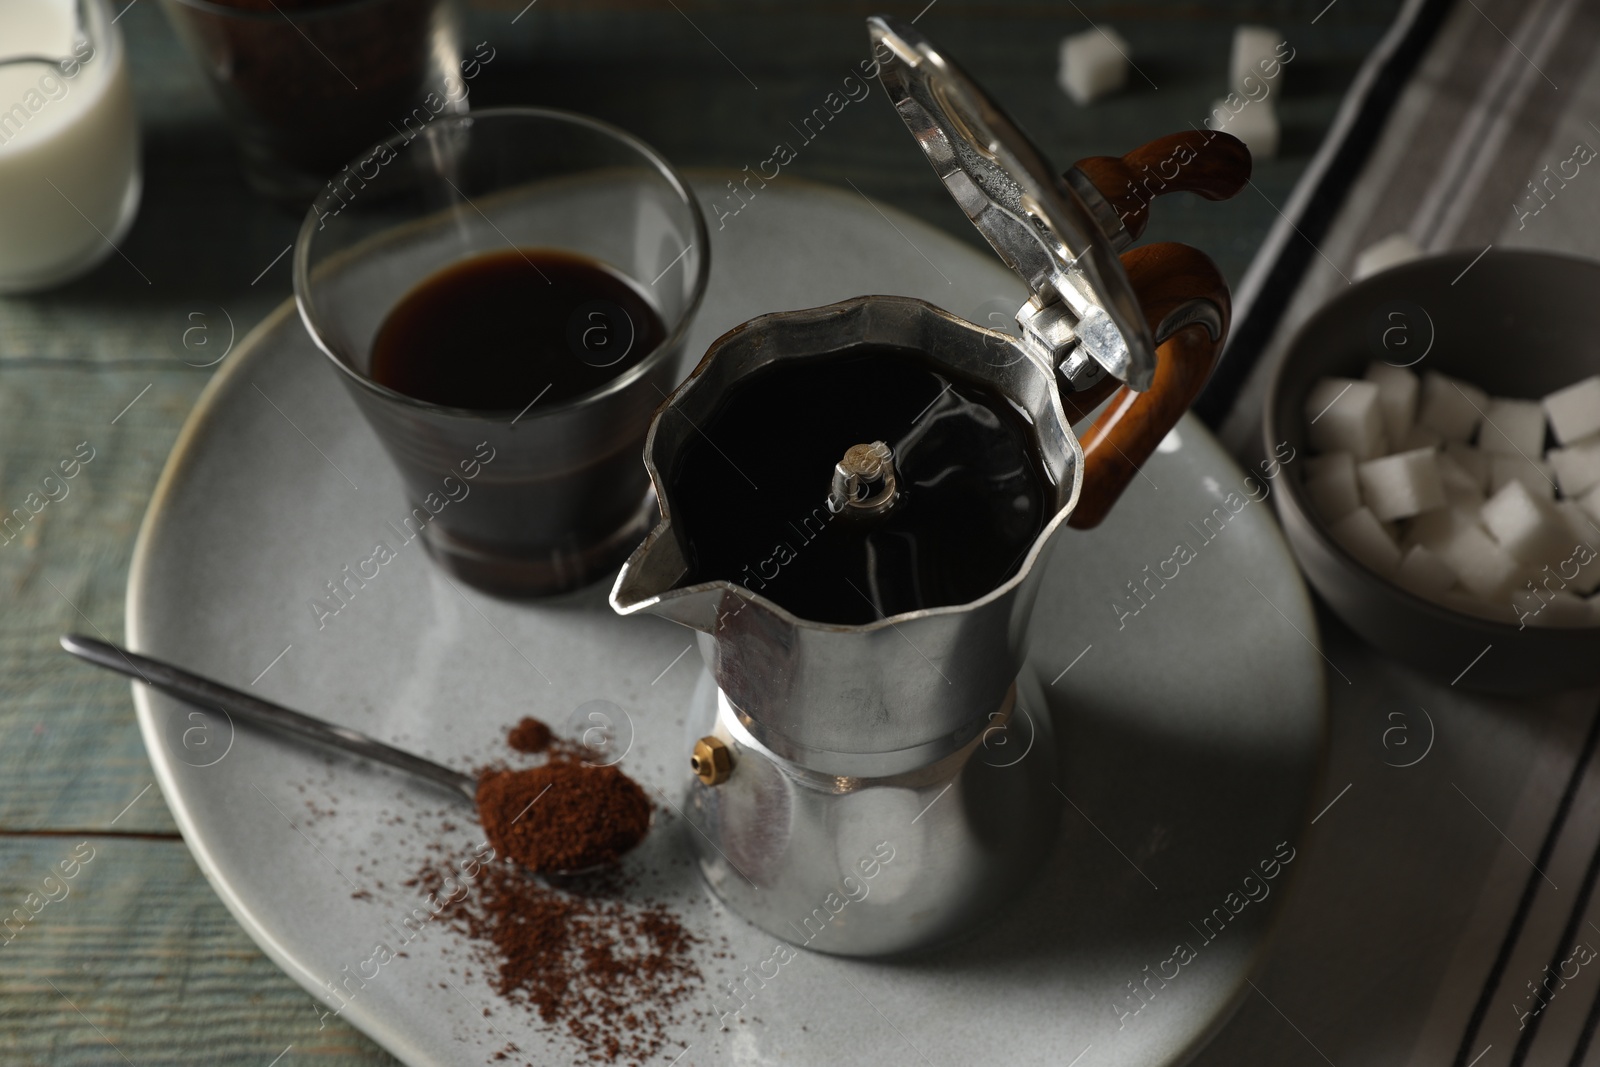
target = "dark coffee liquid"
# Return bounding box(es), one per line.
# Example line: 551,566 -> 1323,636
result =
670,347 -> 1053,625
369,248 -> 665,410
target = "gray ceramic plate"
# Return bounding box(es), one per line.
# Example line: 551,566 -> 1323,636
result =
127,177 -> 1325,1067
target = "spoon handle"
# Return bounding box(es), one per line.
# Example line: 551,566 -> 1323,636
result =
60,634 -> 478,804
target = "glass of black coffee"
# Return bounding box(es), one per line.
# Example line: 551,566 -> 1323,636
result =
294,108 -> 709,598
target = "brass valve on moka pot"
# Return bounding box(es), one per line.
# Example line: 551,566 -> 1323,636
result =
611,16 -> 1249,956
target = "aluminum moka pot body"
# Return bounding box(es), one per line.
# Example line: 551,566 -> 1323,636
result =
609,10 -> 1246,960
611,295 -> 1077,955
611,295 -> 1082,774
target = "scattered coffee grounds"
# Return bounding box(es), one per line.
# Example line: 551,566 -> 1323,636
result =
416,857 -> 703,1065
320,719 -> 705,1064
477,763 -> 652,874
506,716 -> 553,754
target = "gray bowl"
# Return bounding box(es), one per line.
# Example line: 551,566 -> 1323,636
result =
1264,248 -> 1600,695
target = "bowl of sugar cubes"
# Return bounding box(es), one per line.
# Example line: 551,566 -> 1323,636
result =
1266,249 -> 1600,694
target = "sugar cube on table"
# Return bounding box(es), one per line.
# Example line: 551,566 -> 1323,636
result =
1306,377 -> 1386,459
1481,479 -> 1570,565
1476,397 -> 1546,457
1058,28 -> 1129,105
1207,96 -> 1278,159
1329,506 -> 1402,577
1395,543 -> 1457,599
1353,233 -> 1423,282
1357,448 -> 1446,521
1434,522 -> 1526,601
1418,371 -> 1487,442
1230,25 -> 1287,92
1364,363 -> 1419,447
1547,438 -> 1600,497
1490,455 -> 1557,499
1543,376 -> 1600,446
1443,442 -> 1490,489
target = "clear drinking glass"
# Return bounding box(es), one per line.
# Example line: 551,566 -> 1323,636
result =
159,0 -> 466,205
294,108 -> 710,599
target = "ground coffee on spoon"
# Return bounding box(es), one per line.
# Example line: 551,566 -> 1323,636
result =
407,716 -> 704,1065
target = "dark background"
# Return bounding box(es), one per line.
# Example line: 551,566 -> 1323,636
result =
120,0 -> 1404,329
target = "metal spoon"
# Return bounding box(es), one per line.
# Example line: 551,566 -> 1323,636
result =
60,633 -> 649,876
58,634 -> 641,875
61,633 -> 479,802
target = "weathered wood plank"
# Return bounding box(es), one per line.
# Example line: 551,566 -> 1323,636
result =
0,836 -> 392,1065
0,365 -> 216,835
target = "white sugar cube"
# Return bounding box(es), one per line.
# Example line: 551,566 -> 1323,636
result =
1395,544 -> 1457,599
1306,377 -> 1386,459
1543,376 -> 1600,446
1207,96 -> 1279,158
1553,501 -> 1600,594
1578,484 -> 1600,526
1418,371 -> 1487,442
1434,522 -> 1526,601
1307,472 -> 1361,524
1557,500 -> 1600,541
1058,28 -> 1129,105
1357,448 -> 1446,521
1477,397 -> 1546,457
1330,506 -> 1402,576
1520,591 -> 1591,628
1547,438 -> 1600,497
1508,580 -> 1541,612
1437,452 -> 1486,510
1444,442 -> 1490,489
1445,484 -> 1486,514
1543,593 -> 1592,627
1230,25 -> 1287,92
1404,506 -> 1479,552
1437,451 -> 1478,491
1354,233 -> 1423,282
1490,455 -> 1557,499
1400,426 -> 1443,451
1481,479 -> 1569,565
1305,451 -> 1355,482
1364,363 -> 1419,447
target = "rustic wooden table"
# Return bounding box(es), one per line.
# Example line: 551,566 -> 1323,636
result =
0,1 -> 1399,1062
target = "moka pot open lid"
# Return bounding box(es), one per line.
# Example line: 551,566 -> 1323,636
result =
867,15 -> 1159,391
